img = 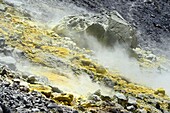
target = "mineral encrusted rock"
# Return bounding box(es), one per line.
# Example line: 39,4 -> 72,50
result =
53,11 -> 137,48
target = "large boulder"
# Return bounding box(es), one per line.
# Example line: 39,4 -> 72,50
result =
53,11 -> 137,48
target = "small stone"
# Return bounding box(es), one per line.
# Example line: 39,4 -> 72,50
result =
13,79 -> 20,84
146,54 -> 157,61
100,95 -> 111,101
81,59 -> 93,66
19,86 -> 29,92
19,81 -> 29,88
120,110 -> 129,113
29,84 -> 52,97
50,85 -> 63,93
57,106 -> 63,113
32,108 -> 40,112
81,101 -> 94,108
77,105 -> 85,111
88,94 -> 101,101
41,90 -> 51,98
144,0 -> 153,3
4,13 -> 12,18
102,77 -> 115,88
93,89 -> 101,96
96,66 -> 107,74
115,93 -> 127,107
154,88 -> 165,96
73,110 -> 79,113
3,81 -> 10,87
136,109 -> 147,113
126,105 -> 136,111
27,75 -> 37,84
137,93 -> 147,100
47,103 -> 58,108
52,93 -> 74,105
115,93 -> 127,100
128,96 -> 137,105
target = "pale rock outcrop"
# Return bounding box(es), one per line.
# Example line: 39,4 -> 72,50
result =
53,11 -> 137,48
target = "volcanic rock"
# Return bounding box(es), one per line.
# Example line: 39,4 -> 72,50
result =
52,93 -> 74,105
53,12 -> 137,48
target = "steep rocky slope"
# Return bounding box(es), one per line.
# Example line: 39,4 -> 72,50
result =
0,1 -> 170,113
62,0 -> 170,57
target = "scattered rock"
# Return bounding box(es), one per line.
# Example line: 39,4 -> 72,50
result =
126,105 -> 136,111
52,93 -> 74,105
115,93 -> 127,107
81,100 -> 98,108
47,103 -> 59,108
154,88 -> 166,96
93,89 -> 101,96
136,109 -> 147,113
115,93 -> 127,100
50,85 -> 63,93
29,84 -> 52,98
128,96 -> 137,105
100,95 -> 111,101
32,108 -> 40,112
2,81 -> 10,87
81,59 -> 93,66
146,54 -> 157,61
27,75 -> 38,84
102,77 -> 115,88
108,103 -> 124,112
96,66 -> 107,74
88,94 -> 101,101
19,81 -> 29,88
144,0 -> 153,3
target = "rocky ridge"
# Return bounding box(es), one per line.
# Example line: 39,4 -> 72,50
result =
0,1 -> 170,113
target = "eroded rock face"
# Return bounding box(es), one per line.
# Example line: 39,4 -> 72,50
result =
53,11 -> 137,48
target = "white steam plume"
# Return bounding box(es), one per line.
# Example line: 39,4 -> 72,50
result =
83,34 -> 170,96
